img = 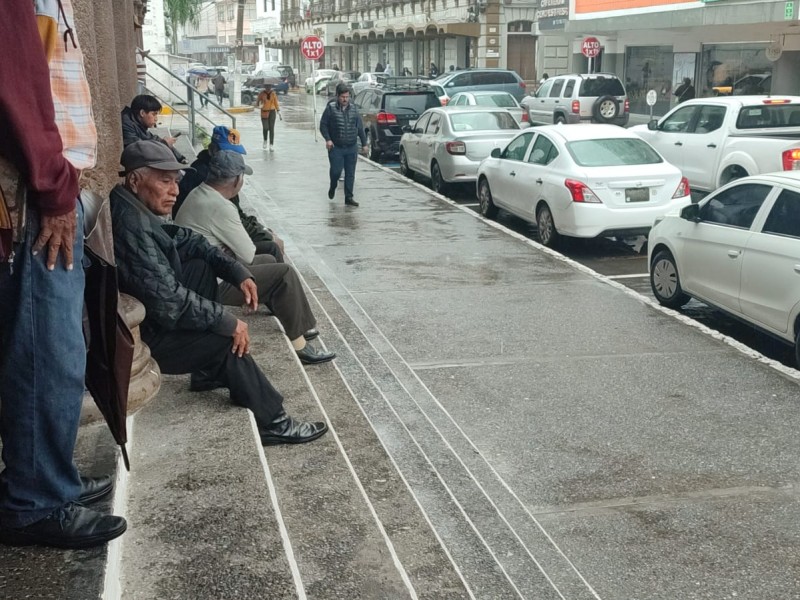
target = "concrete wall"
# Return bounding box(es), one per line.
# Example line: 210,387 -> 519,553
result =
72,0 -> 138,197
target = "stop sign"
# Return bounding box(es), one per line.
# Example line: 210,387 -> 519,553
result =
581,37 -> 601,58
300,35 -> 325,61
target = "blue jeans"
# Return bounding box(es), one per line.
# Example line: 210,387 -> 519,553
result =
328,143 -> 358,200
0,203 -> 85,528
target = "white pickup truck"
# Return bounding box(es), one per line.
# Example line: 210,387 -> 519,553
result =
631,96 -> 800,193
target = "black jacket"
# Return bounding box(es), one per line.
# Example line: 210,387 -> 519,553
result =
110,184 -> 250,340
320,100 -> 367,148
120,106 -> 186,163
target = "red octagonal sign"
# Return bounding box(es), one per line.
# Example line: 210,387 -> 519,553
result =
301,35 -> 325,61
581,37 -> 601,58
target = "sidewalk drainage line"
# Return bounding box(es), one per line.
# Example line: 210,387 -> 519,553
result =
249,415 -> 308,600
279,334 -> 422,600
102,414 -> 135,600
366,158 -> 800,385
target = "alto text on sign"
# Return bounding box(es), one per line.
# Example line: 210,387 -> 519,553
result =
581,37 -> 601,58
301,35 -> 325,60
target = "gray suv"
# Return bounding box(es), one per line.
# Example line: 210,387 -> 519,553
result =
435,69 -> 527,102
523,73 -> 629,126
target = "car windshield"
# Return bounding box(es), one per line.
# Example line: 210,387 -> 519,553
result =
384,93 -> 440,114
736,104 -> 800,128
449,111 -> 520,131
255,70 -> 282,78
567,138 -> 663,166
578,77 -> 625,97
475,94 -> 517,108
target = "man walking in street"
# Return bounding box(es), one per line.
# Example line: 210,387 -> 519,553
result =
212,70 -> 226,106
320,83 -> 368,207
111,140 -> 329,445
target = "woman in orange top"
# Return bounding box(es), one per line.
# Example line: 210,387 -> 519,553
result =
257,83 -> 281,151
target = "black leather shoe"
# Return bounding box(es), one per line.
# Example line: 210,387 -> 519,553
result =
344,198 -> 359,207
0,503 -> 127,549
303,328 -> 319,341
296,345 -> 336,365
190,370 -> 224,392
259,412 -> 328,446
79,475 -> 113,505
328,186 -> 336,200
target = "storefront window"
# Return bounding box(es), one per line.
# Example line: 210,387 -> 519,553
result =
625,46 -> 673,116
699,44 -> 773,98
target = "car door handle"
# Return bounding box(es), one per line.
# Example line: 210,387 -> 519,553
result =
674,141 -> 683,146
728,250 -> 741,258
536,178 -> 543,184
509,171 -> 516,177
707,143 -> 717,148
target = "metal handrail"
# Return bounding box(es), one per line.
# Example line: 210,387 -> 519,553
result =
137,49 -> 237,147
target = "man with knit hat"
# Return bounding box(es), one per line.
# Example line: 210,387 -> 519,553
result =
110,140 -> 329,446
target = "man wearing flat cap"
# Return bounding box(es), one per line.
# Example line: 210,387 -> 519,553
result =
110,140 -> 328,446
175,150 -> 335,365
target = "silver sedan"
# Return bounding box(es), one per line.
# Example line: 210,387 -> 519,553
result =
448,91 -> 530,128
399,106 -> 520,194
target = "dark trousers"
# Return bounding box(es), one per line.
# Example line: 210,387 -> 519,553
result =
261,112 -> 277,144
217,255 -> 315,341
255,239 -> 284,263
143,259 -> 284,428
328,143 -> 358,201
215,88 -> 224,105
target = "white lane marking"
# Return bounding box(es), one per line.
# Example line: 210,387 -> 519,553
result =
606,273 -> 649,280
249,416 -> 308,600
279,335 -> 421,600
460,203 -> 480,207
368,159 -> 800,383
103,415 -> 134,600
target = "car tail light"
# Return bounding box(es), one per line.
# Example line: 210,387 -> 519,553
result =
519,81 -> 526,89
377,112 -> 397,125
624,98 -> 630,113
446,141 -> 467,155
521,111 -> 529,122
571,100 -> 580,114
564,179 -> 601,203
672,176 -> 690,198
783,149 -> 800,170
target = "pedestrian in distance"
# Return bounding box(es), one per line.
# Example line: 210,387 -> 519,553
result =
429,62 -> 439,78
0,0 -> 126,550
320,83 -> 368,207
674,77 -> 695,104
212,69 -> 226,105
195,74 -> 210,108
110,140 -> 330,445
121,94 -> 188,164
375,61 -> 384,73
257,83 -> 281,151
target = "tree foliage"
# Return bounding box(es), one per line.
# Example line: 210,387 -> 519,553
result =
164,0 -> 205,54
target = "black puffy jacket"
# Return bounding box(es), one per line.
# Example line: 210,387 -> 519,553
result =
120,106 -> 186,163
110,184 -> 249,340
320,100 -> 367,148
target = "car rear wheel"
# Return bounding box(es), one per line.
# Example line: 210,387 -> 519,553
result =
554,115 -> 567,125
241,92 -> 253,105
795,327 -> 800,369
650,250 -> 690,309
536,203 -> 560,247
431,161 -> 448,195
593,95 -> 620,123
366,130 -> 381,161
478,178 -> 498,219
399,148 -> 414,179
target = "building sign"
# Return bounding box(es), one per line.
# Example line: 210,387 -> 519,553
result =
575,0 -> 692,15
537,0 -> 569,30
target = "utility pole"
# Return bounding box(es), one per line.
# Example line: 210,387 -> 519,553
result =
231,0 -> 246,107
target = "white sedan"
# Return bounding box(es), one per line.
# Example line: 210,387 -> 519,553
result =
399,107 -> 520,194
305,69 -> 337,92
476,124 -> 692,246
448,91 -> 529,128
648,172 -> 800,364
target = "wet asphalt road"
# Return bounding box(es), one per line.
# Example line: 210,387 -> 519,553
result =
277,90 -> 798,369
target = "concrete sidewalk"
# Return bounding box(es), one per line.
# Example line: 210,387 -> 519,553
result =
231,110 -> 800,599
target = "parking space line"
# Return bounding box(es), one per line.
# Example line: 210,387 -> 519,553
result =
606,273 -> 649,280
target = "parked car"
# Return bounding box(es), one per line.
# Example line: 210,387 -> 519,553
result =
324,70 -> 361,96
648,172 -> 800,365
476,124 -> 691,246
435,68 -> 528,102
399,106 -> 520,194
277,65 -> 297,88
419,80 -> 449,106
448,91 -> 529,128
354,82 -> 441,161
522,73 -> 629,127
712,73 -> 772,96
352,72 -> 386,95
244,70 -> 289,94
305,69 -> 337,92
631,96 -> 800,193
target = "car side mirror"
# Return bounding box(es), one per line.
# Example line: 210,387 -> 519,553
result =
402,125 -> 412,133
490,148 -> 501,158
647,119 -> 659,131
680,203 -> 700,222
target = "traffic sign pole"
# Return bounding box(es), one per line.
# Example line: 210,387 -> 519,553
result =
301,35 -> 325,142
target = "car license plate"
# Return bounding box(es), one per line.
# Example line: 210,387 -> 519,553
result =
625,188 -> 649,203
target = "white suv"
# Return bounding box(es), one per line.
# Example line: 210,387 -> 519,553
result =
523,73 -> 629,127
